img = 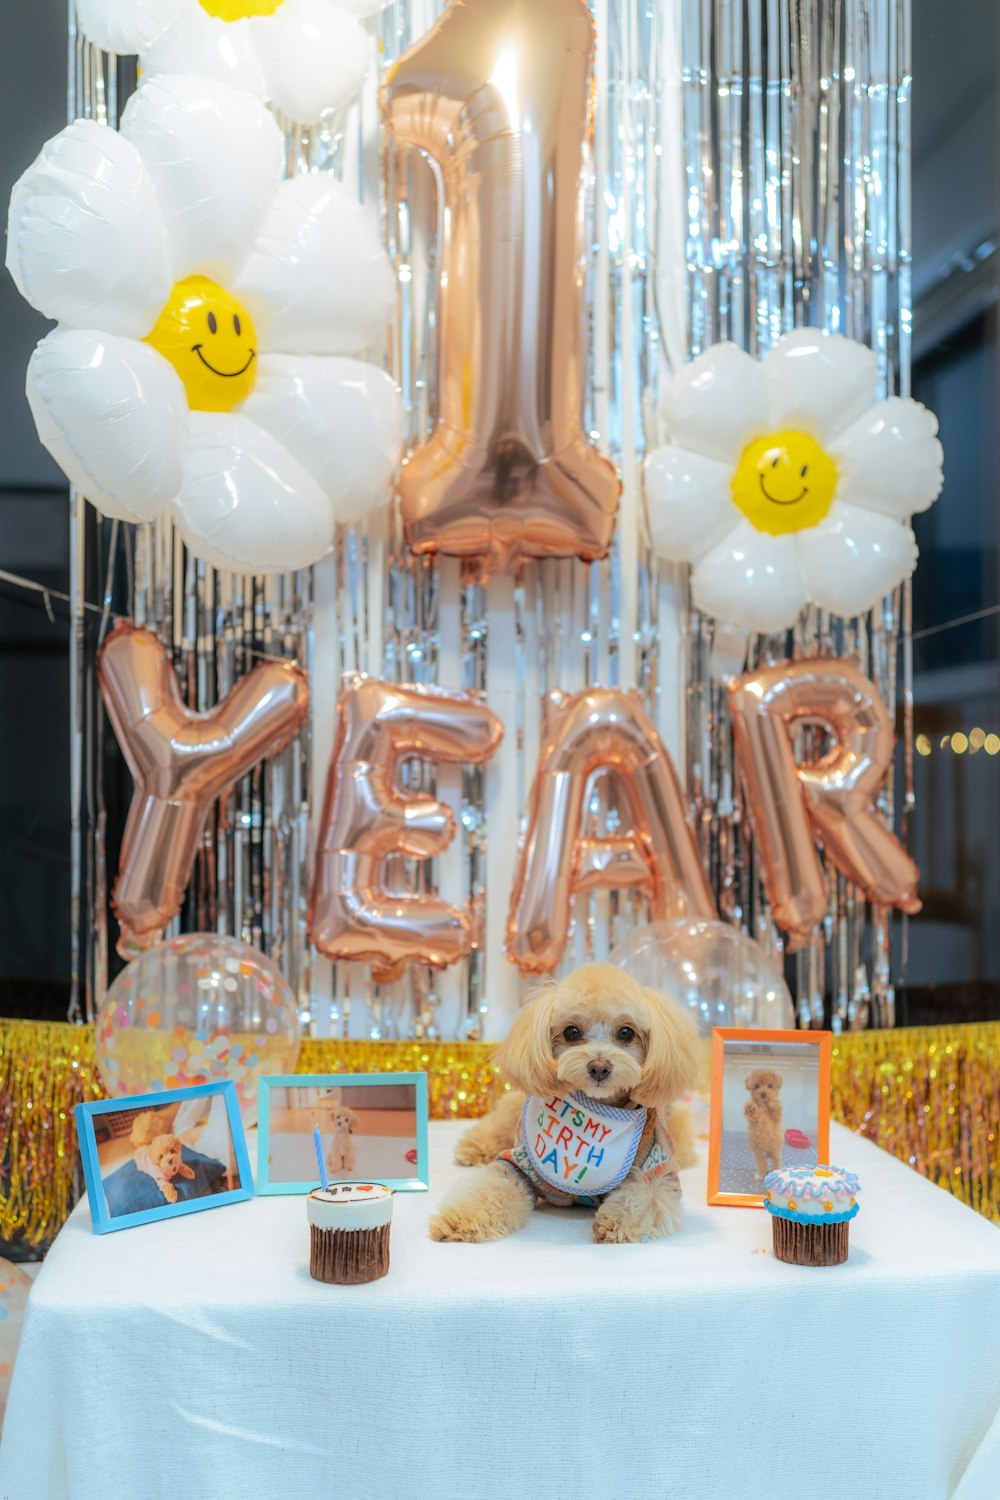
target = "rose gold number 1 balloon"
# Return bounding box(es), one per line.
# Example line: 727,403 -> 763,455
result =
382,0 -> 620,572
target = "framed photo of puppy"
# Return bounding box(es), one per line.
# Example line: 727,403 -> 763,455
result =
256,1074 -> 430,1194
706,1029 -> 832,1207
75,1081 -> 254,1234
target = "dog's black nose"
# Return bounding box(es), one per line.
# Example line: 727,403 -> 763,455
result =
587,1060 -> 612,1084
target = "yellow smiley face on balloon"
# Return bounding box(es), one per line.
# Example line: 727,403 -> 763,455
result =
199,0 -> 286,19
731,430 -> 837,536
145,276 -> 258,414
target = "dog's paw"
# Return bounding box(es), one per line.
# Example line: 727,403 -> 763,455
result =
592,1190 -> 683,1244
428,1204 -> 501,1243
162,1185 -> 178,1205
453,1133 -> 499,1168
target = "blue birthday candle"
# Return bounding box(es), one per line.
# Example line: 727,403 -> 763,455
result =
313,1125 -> 329,1192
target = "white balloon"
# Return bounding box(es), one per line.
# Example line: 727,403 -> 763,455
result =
243,355 -> 403,522
73,0 -> 182,55
141,10 -> 266,105
611,918 -> 795,1039
26,328 -> 187,524
327,0 -> 389,14
830,396 -> 944,517
762,329 -> 878,443
693,520 -> 808,632
663,343 -> 768,465
120,75 -> 283,284
234,175 -> 395,357
797,501 -> 918,618
6,121 -> 170,337
256,0 -> 371,126
174,412 -> 334,574
645,446 -> 735,563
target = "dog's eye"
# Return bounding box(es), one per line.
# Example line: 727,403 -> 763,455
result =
615,1026 -> 636,1044
564,1025 -> 583,1043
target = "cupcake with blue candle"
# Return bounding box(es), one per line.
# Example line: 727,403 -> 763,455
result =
307,1124 -> 393,1284
762,1165 -> 860,1266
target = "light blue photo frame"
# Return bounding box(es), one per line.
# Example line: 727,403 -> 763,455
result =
257,1073 -> 430,1194
75,1081 -> 254,1234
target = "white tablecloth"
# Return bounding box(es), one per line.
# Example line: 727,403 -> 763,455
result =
2,1121 -> 1000,1500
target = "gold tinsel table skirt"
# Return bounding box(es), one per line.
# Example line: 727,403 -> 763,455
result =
1,1019 -> 997,1252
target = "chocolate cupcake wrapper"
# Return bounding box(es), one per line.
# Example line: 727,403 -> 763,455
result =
771,1214 -> 849,1266
310,1224 -> 391,1284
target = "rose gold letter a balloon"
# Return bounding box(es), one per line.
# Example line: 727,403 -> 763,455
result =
730,657 -> 920,950
98,622 -> 309,956
309,675 -> 503,979
381,0 -> 620,572
507,688 -> 716,975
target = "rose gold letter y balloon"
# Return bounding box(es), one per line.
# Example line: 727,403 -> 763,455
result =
309,675 -> 503,979
507,688 -> 715,975
730,657 -> 920,950
99,622 -> 309,955
381,0 -> 620,572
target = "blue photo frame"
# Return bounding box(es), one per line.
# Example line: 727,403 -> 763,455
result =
75,1081 -> 254,1234
257,1073 -> 430,1194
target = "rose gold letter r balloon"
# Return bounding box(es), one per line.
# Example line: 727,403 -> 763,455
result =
98,622 -> 309,956
309,674 -> 503,980
507,688 -> 716,975
730,657 -> 921,950
381,0 -> 620,572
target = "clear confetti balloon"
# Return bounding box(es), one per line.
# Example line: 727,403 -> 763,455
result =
610,918 -> 795,1039
0,1259 -> 32,1431
95,935 -> 301,1126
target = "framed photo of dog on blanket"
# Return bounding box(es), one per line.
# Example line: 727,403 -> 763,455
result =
256,1074 -> 430,1195
706,1029 -> 832,1208
75,1081 -> 254,1234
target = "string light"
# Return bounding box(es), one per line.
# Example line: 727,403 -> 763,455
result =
918,730 -> 1000,757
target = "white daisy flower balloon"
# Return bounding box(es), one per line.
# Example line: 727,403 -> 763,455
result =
6,74 -> 402,576
644,331 -> 944,632
74,0 -> 384,127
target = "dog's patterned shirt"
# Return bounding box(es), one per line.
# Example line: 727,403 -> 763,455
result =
497,1091 -> 680,1207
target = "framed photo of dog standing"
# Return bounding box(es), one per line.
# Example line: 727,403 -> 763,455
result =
706,1029 -> 831,1207
256,1074 -> 430,1194
75,1081 -> 254,1234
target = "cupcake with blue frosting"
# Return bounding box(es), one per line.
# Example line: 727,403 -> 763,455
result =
763,1164 -> 860,1265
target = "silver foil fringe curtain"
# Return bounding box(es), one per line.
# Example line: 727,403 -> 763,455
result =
69,0 -> 912,1040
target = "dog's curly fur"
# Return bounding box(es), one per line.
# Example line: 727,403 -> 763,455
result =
327,1106 -> 359,1175
429,962 -> 702,1245
139,1134 -> 195,1204
744,1067 -> 783,1179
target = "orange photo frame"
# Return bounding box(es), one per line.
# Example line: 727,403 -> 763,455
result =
707,1027 -> 832,1207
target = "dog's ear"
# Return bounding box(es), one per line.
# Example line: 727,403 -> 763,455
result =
745,1073 -> 755,1091
631,989 -> 703,1107
771,1072 -> 783,1091
495,984 -> 559,1097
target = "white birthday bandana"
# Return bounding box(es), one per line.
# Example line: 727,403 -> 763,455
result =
520,1092 -> 647,1197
